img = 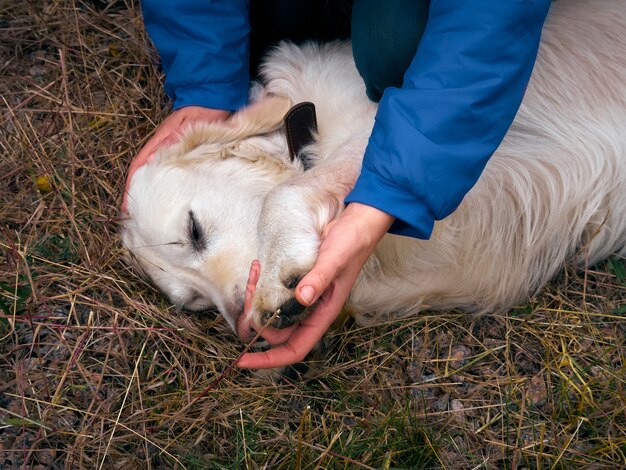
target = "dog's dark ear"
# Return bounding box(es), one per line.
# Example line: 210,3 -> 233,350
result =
284,102 -> 317,170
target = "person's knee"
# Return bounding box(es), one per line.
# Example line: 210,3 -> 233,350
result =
352,0 -> 429,102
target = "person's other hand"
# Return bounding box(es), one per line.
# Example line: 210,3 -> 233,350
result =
122,106 -> 230,211
236,203 -> 394,369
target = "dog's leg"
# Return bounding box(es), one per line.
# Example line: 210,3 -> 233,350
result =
245,139 -> 367,333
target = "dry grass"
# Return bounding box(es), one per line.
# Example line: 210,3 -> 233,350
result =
1,1 -> 625,468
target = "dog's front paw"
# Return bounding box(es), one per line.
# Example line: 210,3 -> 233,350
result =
246,183 -> 338,333
258,287 -> 309,329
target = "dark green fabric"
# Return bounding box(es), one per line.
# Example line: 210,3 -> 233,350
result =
351,0 -> 430,102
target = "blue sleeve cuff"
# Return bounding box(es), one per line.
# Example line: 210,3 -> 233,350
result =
171,82 -> 250,111
345,165 -> 435,239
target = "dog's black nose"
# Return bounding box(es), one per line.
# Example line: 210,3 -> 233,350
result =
271,297 -> 307,329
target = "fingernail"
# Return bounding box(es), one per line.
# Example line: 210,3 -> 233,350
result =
299,285 -> 315,305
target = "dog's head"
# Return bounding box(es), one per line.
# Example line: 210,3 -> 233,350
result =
121,95 -> 295,332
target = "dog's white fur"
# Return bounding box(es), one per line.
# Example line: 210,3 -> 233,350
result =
123,0 -> 626,338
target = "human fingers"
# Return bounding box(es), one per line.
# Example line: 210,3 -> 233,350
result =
243,259 -> 260,314
238,204 -> 394,368
294,222 -> 347,307
122,135 -> 162,210
132,109 -> 189,168
123,107 -> 230,210
236,282 -> 346,368
296,203 -> 395,303
257,324 -> 298,346
122,114 -> 183,210
237,260 -> 298,346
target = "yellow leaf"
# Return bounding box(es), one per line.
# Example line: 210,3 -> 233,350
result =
108,44 -> 121,57
35,175 -> 53,193
88,114 -> 111,130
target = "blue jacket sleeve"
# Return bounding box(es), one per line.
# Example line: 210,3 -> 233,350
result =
141,0 -> 250,111
345,0 -> 552,239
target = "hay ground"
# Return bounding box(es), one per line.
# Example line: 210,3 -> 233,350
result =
1,1 -> 625,469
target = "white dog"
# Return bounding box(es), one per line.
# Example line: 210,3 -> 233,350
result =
122,0 -> 626,345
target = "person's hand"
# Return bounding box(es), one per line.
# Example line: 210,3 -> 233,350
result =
122,106 -> 230,211
236,203 -> 395,369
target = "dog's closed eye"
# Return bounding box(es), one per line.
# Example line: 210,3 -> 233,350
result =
188,211 -> 207,252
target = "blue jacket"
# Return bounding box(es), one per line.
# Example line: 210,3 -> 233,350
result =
141,0 -> 552,239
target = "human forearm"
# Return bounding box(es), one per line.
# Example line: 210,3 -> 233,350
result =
346,0 -> 552,239
141,0 -> 251,111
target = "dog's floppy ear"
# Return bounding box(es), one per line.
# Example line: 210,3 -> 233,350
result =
176,95 -> 292,155
229,94 -> 292,136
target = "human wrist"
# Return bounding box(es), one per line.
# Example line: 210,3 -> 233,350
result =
172,106 -> 230,120
343,202 -> 395,241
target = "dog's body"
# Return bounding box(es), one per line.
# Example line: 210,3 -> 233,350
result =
123,0 -> 626,339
